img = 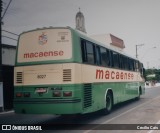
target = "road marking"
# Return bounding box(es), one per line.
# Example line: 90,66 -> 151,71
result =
83,95 -> 160,133
147,120 -> 160,133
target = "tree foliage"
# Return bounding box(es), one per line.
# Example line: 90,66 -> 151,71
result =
145,69 -> 160,81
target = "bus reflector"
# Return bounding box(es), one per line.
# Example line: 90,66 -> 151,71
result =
53,91 -> 61,97
16,93 -> 23,97
63,91 -> 72,97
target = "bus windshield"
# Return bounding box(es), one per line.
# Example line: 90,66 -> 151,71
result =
17,28 -> 72,63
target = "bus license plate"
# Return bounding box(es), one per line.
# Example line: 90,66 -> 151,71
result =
35,88 -> 47,93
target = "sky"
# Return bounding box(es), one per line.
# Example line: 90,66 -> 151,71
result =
2,0 -> 160,69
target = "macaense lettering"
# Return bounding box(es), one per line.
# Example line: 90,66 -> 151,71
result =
96,69 -> 134,80
24,50 -> 64,59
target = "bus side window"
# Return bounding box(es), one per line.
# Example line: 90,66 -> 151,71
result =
128,58 -> 131,70
81,39 -> 96,65
119,54 -> 122,69
132,60 -> 135,71
135,61 -> 139,71
113,52 -> 119,68
96,46 -> 101,65
86,41 -> 95,64
121,55 -> 124,69
81,39 -> 87,62
106,49 -> 110,67
132,59 -> 135,71
124,57 -> 128,70
110,51 -> 114,67
100,47 -> 108,67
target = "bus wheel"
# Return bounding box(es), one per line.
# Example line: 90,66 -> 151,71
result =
102,92 -> 113,115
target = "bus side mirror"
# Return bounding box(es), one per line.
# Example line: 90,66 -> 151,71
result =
143,68 -> 145,77
140,67 -> 145,77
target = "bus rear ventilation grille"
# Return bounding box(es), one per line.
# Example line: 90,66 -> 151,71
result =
63,69 -> 71,82
83,84 -> 92,108
16,72 -> 23,84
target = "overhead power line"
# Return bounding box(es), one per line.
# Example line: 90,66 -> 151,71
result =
2,35 -> 18,41
2,30 -> 19,36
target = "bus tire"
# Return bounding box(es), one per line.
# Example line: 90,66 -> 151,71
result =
101,92 -> 113,115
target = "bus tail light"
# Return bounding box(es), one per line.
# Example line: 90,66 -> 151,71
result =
63,91 -> 72,97
16,93 -> 23,98
53,91 -> 61,97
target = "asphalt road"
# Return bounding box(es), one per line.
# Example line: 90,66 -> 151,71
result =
0,86 -> 160,133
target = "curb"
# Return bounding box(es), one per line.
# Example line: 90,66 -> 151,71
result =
0,110 -> 14,115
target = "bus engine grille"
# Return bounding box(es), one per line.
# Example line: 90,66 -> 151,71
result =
63,69 -> 71,82
83,84 -> 92,108
16,72 -> 23,84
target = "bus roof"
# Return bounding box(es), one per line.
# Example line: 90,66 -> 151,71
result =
19,26 -> 139,62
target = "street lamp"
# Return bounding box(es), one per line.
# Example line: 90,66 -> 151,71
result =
136,44 -> 144,58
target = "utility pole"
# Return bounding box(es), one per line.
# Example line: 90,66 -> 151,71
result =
136,44 -> 144,58
0,39 -> 2,82
1,0 -> 16,80
1,0 -> 13,22
0,0 -> 2,82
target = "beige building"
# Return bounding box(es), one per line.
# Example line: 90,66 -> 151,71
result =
90,34 -> 125,51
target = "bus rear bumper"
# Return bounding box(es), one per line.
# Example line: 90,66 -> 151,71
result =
14,99 -> 82,115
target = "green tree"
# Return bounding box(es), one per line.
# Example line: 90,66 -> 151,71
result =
145,68 -> 160,81
155,69 -> 160,81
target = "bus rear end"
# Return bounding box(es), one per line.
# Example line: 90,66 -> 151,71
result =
14,27 -> 83,114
